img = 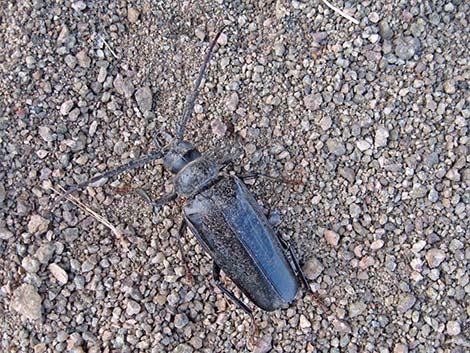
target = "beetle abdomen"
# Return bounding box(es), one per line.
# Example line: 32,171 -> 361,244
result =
184,176 -> 299,311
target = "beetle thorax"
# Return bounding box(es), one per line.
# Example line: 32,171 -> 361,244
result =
163,141 -> 201,174
173,157 -> 220,197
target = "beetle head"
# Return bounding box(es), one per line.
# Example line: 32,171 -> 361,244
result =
163,140 -> 201,174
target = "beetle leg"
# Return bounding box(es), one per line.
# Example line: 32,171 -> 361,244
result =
177,219 -> 193,284
276,233 -> 329,313
240,172 -> 303,186
134,189 -> 177,212
212,263 -> 259,334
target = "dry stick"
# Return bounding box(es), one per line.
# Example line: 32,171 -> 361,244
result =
100,35 -> 119,59
321,0 -> 360,25
50,185 -> 129,248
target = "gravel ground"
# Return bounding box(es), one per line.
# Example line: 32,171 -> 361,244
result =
1,1 -> 469,352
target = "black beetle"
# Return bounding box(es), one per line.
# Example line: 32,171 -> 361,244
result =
55,27 -> 326,326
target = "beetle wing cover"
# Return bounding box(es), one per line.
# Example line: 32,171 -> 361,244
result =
184,176 -> 298,310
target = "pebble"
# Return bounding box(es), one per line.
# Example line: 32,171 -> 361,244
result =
324,230 -> 340,247
226,92 -> 239,112
127,7 -> 140,23
71,1 -> 86,11
379,20 -> 393,40
393,344 -> 408,353
35,243 -> 55,264
113,74 -> 135,98
299,314 -> 311,329
126,300 -> 141,316
368,12 -> 380,23
425,249 -> 446,268
374,126 -> 389,148
443,80 -> 456,94
303,93 -> 323,111
370,239 -> 384,250
273,42 -> 285,56
446,320 -> 461,336
38,126 -> 54,142
302,256 -> 324,280
60,100 -> 74,116
21,256 -> 40,273
135,86 -> 152,112
27,215 -> 49,235
211,119 -> 227,137
0,227 -> 13,240
326,138 -> 346,156
356,139 -> 371,151
253,335 -> 272,353
349,301 -> 367,317
319,115 -> 332,131
0,182 -> 5,203
10,284 -> 42,320
173,343 -> 193,353
48,263 -> 68,284
333,319 -> 352,334
394,36 -> 421,60
76,49 -> 91,68
397,294 -> 416,313
174,313 -> 189,329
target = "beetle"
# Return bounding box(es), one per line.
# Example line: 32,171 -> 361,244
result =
55,27 -> 327,326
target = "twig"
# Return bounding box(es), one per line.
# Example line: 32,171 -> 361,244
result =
321,0 -> 360,25
50,185 -> 129,248
100,36 -> 119,59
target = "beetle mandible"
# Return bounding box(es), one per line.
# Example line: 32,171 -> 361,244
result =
55,27 -> 327,327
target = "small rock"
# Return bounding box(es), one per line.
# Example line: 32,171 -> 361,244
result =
60,100 -> 74,116
303,93 -> 323,111
226,92 -> 239,112
397,293 -> 416,313
174,313 -> 189,329
48,263 -> 68,284
319,115 -> 332,131
411,183 -> 427,199
379,20 -> 393,40
21,256 -> 40,273
211,119 -> 227,137
10,283 -> 42,320
349,204 -> 362,218
368,12 -> 380,23
35,243 -> 55,264
189,337 -> 202,350
393,343 -> 408,353
127,7 -> 140,23
349,301 -> 367,317
324,230 -> 339,247
302,256 -> 324,280
443,80 -> 456,94
76,50 -> 91,68
356,139 -> 371,151
39,126 -> 54,142
395,36 -> 421,60
370,239 -> 384,250
299,314 -> 311,329
217,32 -> 227,45
126,300 -> 141,316
33,343 -> 47,353
273,42 -> 285,56
71,1 -> 86,11
375,126 -> 389,148
253,335 -> 272,353
0,182 -> 5,203
425,249 -> 446,268
135,86 -> 152,112
114,74 -> 135,99
333,319 -> 351,333
172,343 -> 193,353
28,215 -> 50,235
445,168 -> 460,181
446,320 -> 461,336
326,138 -> 346,156
0,227 -> 13,240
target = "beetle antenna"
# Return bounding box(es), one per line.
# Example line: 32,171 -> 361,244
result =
51,150 -> 163,209
176,26 -> 227,142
